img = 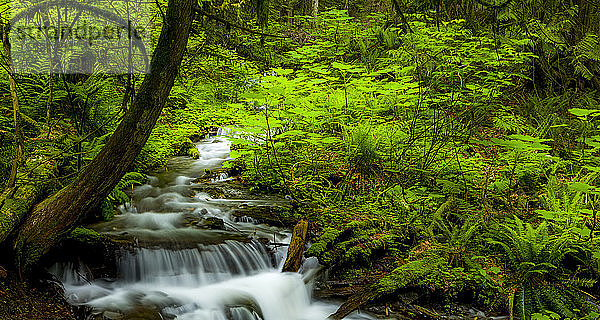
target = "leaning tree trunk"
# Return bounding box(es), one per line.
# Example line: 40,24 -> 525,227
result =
13,0 -> 196,272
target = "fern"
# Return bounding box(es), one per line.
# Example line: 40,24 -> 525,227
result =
100,172 -> 147,221
489,217 -> 599,319
573,34 -> 600,80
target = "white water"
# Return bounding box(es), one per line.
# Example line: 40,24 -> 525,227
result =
52,130 -> 372,320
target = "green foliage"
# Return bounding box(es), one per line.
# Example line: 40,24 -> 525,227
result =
378,256 -> 469,295
2,0 -> 600,317
487,217 -> 599,319
99,172 -> 147,221
219,6 -> 600,317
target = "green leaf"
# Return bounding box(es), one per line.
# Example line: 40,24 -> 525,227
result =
568,108 -> 600,118
273,68 -> 294,76
568,182 -> 594,193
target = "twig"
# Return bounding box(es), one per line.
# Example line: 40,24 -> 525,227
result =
194,9 -> 288,39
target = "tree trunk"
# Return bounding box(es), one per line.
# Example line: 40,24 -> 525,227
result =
328,286 -> 379,320
301,0 -> 318,16
12,0 -> 196,272
282,220 -> 308,272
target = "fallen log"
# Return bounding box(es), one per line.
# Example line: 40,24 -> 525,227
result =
327,286 -> 380,320
281,220 -> 308,272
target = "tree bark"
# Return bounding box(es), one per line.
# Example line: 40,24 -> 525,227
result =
12,0 -> 196,272
328,286 -> 379,320
282,220 -> 308,272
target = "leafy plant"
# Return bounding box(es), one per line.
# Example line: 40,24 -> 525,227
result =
488,217 -> 598,319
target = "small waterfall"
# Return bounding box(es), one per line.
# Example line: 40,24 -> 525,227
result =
117,241 -> 273,285
51,131 -> 373,320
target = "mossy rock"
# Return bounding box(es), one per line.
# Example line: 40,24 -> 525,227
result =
202,217 -> 225,230
231,205 -> 296,227
121,306 -> 172,320
66,227 -> 105,245
177,138 -> 199,159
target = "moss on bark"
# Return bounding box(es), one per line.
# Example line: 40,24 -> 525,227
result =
0,159 -> 55,244
13,0 -> 196,272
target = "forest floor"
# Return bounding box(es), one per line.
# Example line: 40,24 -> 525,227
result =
0,267 -> 75,320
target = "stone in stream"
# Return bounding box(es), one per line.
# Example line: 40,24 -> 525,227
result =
121,305 -> 175,320
177,138 -> 200,159
182,214 -> 225,230
202,216 -> 225,230
101,229 -> 252,250
231,205 -> 297,228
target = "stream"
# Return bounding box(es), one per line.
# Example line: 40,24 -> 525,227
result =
50,129 -> 374,320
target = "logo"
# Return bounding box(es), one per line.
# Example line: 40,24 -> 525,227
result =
9,0 -> 153,74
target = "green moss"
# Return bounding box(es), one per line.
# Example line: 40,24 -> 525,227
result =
376,255 -> 473,297
66,227 -> 104,244
100,199 -> 114,221
378,257 -> 445,294
0,158 -> 55,243
178,138 -> 200,159
343,246 -> 372,265
307,219 -> 402,268
0,196 -> 30,242
306,227 -> 343,263
339,268 -> 369,282
135,124 -> 205,171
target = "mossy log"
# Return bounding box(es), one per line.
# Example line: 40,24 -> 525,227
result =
282,220 -> 308,272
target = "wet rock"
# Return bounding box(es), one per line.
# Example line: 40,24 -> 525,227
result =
177,139 -> 199,159
223,300 -> 263,320
207,127 -> 219,136
121,305 -> 174,320
188,133 -> 205,142
190,182 -> 244,198
202,217 -> 225,230
102,229 -> 251,250
257,237 -> 270,245
76,309 -> 108,320
101,311 -> 122,319
231,205 -> 296,228
313,286 -> 358,299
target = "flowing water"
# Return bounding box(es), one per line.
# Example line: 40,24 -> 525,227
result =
51,129 -> 373,320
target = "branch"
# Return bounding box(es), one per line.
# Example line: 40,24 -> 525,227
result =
194,9 -> 288,39
472,0 -> 513,9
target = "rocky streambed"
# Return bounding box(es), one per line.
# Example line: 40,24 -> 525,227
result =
49,130 -> 373,320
